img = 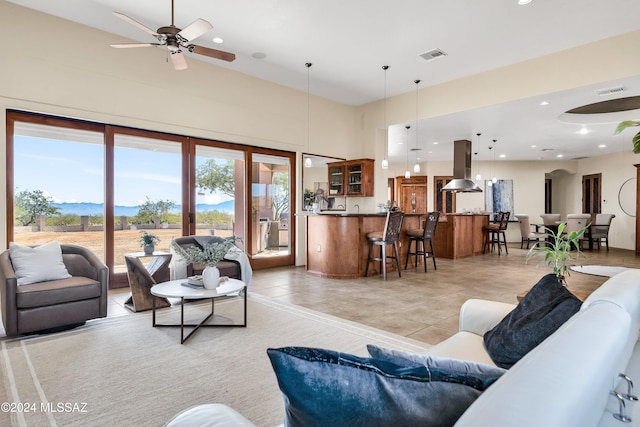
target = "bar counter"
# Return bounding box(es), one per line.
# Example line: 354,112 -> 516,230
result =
306,212 -> 489,279
305,212 -> 489,279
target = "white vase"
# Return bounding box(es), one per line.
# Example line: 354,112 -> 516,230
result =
202,266 -> 220,289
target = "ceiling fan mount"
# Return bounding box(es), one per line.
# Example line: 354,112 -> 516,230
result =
110,0 -> 235,70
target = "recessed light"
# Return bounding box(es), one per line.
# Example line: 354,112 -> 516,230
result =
577,127 -> 590,135
251,52 -> 267,59
433,141 -> 439,145
212,37 -> 223,44
598,144 -> 607,148
518,0 -> 533,4
539,101 -> 549,106
531,144 -> 537,148
499,154 -> 506,158
557,154 -> 564,158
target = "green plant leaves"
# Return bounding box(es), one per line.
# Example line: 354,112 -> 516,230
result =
614,120 -> 640,154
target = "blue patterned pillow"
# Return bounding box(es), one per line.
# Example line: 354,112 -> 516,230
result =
267,346 -> 498,427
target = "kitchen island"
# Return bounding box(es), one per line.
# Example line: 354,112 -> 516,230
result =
305,212 -> 489,279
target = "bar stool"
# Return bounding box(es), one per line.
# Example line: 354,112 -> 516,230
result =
483,211 -> 510,255
365,211 -> 404,280
404,211 -> 440,272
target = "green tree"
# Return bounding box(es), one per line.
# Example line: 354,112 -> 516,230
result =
271,172 -> 289,221
132,197 -> 176,224
15,189 -> 60,226
196,159 -> 235,198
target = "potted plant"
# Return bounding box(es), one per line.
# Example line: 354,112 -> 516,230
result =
138,231 -> 160,255
526,222 -> 588,285
614,120 -> 640,154
171,236 -> 239,289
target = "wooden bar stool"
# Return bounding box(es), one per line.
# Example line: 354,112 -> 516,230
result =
365,211 -> 404,280
405,211 -> 440,272
483,212 -> 510,255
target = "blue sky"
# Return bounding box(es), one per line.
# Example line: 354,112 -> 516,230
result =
14,136 -> 231,207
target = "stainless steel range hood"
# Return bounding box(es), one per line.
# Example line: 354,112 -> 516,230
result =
440,139 -> 482,193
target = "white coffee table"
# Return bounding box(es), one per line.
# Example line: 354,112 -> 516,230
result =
150,278 -> 247,344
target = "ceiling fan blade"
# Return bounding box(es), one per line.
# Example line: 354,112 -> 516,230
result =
113,12 -> 158,37
170,51 -> 188,70
111,43 -> 160,48
189,45 -> 236,62
177,18 -> 213,42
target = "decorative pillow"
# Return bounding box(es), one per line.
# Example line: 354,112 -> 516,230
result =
9,241 -> 71,285
267,346 -> 494,427
483,273 -> 582,369
366,344 -> 506,390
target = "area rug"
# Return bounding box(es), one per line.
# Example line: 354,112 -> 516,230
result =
0,294 -> 429,427
569,265 -> 635,277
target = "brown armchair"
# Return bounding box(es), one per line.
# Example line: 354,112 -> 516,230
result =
0,244 -> 108,337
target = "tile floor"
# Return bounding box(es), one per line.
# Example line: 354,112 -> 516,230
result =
4,244 -> 639,344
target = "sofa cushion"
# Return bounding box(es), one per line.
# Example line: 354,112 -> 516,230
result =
483,273 -> 581,369
16,276 -> 102,309
9,241 -> 71,285
366,344 -> 506,388
267,346 -> 492,427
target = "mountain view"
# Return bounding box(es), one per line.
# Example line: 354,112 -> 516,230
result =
52,200 -> 235,216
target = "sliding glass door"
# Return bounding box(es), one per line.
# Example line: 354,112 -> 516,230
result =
193,144 -> 246,250
250,151 -> 294,268
10,117 -> 105,258
112,130 -> 186,274
7,111 -> 297,286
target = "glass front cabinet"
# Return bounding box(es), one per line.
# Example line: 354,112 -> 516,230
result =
327,159 -> 374,197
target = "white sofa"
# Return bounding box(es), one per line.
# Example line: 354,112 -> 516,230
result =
166,269 -> 640,427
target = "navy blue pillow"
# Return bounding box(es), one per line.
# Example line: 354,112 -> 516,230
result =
267,346 -> 493,427
483,273 -> 582,369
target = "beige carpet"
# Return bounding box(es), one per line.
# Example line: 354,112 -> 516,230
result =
0,294 -> 430,427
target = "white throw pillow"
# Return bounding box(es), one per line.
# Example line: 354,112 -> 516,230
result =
9,241 -> 71,285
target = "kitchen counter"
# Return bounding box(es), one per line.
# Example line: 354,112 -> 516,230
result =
305,212 -> 489,279
305,212 -> 424,279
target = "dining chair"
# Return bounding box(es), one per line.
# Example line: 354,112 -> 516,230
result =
404,211 -> 440,272
365,211 -> 405,280
589,213 -> 615,250
540,213 -> 561,226
564,214 -> 591,249
515,214 -> 547,249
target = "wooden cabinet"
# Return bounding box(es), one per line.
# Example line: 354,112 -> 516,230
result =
327,159 -> 374,197
396,176 -> 427,214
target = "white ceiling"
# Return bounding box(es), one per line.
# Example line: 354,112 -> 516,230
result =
7,0 -> 640,161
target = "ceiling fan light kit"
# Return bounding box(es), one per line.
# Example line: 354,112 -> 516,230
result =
110,0 -> 236,70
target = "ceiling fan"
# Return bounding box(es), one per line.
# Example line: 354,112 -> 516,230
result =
110,0 -> 236,70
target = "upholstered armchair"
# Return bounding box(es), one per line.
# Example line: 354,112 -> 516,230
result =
0,244 -> 108,337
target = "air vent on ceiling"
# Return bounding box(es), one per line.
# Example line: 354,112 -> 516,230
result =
420,48 -> 448,62
595,86 -> 626,96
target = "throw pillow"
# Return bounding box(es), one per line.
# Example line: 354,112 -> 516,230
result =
366,344 -> 506,390
9,241 -> 71,285
483,273 -> 582,369
267,346 -> 492,427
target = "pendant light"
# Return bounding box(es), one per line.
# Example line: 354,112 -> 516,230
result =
487,144 -> 493,187
404,125 -> 411,179
413,79 -> 421,174
491,139 -> 498,183
381,65 -> 390,169
475,133 -> 482,181
304,62 -> 313,168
